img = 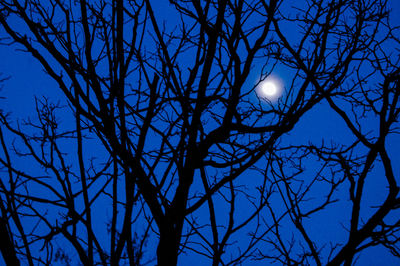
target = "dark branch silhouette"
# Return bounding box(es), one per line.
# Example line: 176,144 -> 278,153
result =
0,0 -> 399,265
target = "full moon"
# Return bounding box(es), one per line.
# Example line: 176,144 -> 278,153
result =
256,76 -> 283,101
261,81 -> 278,96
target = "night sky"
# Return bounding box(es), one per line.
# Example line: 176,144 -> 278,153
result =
1,1 -> 400,265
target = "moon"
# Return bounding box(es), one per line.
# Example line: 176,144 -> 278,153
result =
257,78 -> 282,101
261,81 -> 278,96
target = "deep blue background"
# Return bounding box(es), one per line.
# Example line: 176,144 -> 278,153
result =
1,1 -> 400,265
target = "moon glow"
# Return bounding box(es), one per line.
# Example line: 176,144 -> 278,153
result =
257,78 -> 282,101
261,82 -> 277,96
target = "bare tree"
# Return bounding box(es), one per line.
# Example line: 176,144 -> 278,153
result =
0,0 -> 399,265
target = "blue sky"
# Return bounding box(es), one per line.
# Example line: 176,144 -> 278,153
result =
1,1 -> 400,265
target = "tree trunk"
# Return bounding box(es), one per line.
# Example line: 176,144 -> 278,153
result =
157,228 -> 180,266
0,215 -> 20,266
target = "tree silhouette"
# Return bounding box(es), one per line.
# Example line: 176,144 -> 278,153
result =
0,0 -> 399,265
